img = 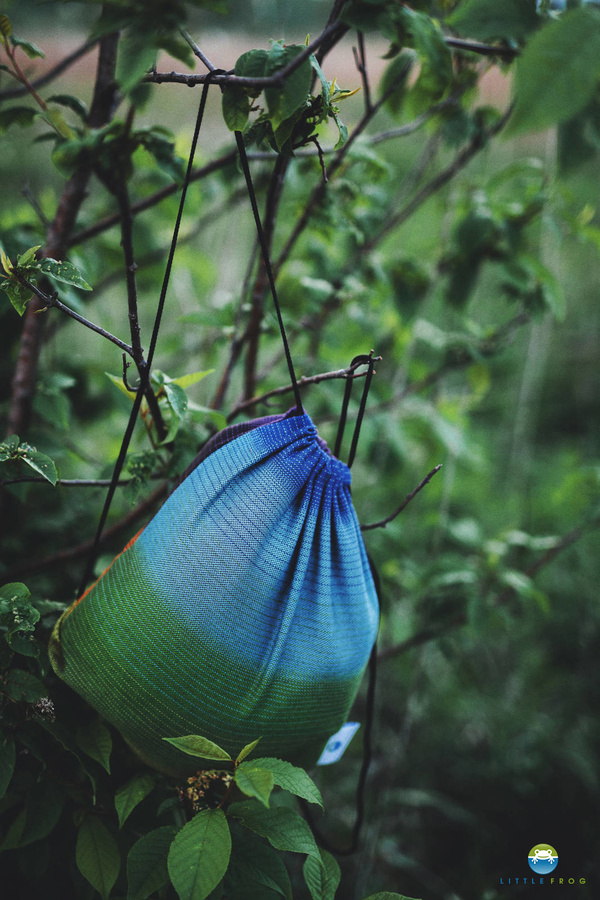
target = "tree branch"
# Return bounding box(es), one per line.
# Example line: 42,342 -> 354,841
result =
6,30 -> 120,439
227,361 -> 372,422
145,23 -> 345,89
0,39 -> 99,103
361,465 -> 443,532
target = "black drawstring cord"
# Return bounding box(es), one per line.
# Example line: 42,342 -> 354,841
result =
233,130 -> 303,416
334,352 -> 376,466
77,72 -> 221,597
347,353 -> 375,470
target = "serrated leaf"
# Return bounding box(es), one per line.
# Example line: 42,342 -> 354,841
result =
236,737 -> 261,764
227,800 -> 321,864
76,817 -> 120,900
10,35 -> 45,59
76,719 -> 112,773
0,106 -> 38,132
105,372 -> 137,401
235,765 -> 274,807
0,734 -> 15,800
127,826 -> 177,900
167,809 -> 231,900
222,85 -> 251,132
115,773 -> 154,828
21,450 -> 58,486
251,758 -> 323,808
2,669 -> 45,703
228,826 -> 292,900
447,0 -> 539,43
163,734 -> 232,761
37,257 -> 92,290
303,848 -> 341,900
507,6 -> 600,136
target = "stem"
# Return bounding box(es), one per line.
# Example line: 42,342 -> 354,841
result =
0,39 -> 99,103
361,465 -> 443,531
6,30 -> 119,439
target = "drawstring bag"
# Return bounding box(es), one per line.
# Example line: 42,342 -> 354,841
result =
49,409 -> 379,775
49,80 -> 380,780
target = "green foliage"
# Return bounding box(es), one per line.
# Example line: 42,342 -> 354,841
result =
167,809 -> 231,900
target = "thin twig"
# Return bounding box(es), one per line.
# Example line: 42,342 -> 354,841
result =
18,280 -> 133,357
361,465 -> 443,532
227,363 -> 373,422
0,39 -> 99,103
444,36 -> 519,59
1,477 -> 137,487
179,29 -> 216,72
354,32 -> 371,113
146,23 -> 344,89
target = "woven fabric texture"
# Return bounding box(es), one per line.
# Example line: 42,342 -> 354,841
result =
50,412 -> 379,775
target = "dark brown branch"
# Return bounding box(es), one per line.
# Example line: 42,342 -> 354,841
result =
17,279 -> 133,357
0,39 -> 99,103
2,483 -> 167,582
227,362 -> 372,422
145,23 -> 344,89
354,32 -> 371,113
361,465 -> 443,532
179,29 -> 216,72
1,477 -> 135,487
6,31 -> 119,440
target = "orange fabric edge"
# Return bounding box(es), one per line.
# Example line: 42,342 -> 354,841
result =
71,525 -> 146,609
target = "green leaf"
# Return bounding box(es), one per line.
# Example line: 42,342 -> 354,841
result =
21,450 -> 58,486
507,6 -> 600,136
105,372 -> 137,401
0,734 -> 15,800
447,0 -> 539,43
163,734 -> 233,761
171,369 -> 214,390
137,127 -> 185,183
303,847 -> 341,900
37,257 -> 92,290
402,8 -> 453,104
47,93 -> 88,121
164,382 -> 188,420
167,808 -> 231,900
115,773 -> 154,828
235,765 -> 274,807
0,244 -> 12,275
10,35 -> 45,59
0,14 -> 12,40
2,668 -> 45,703
222,85 -> 251,132
76,718 -> 112,773
19,781 -> 65,847
76,817 -> 120,900
236,737 -> 261,764
127,826 -> 177,900
265,45 -> 312,131
116,27 -> 157,93
227,800 -> 321,864
0,106 -> 38,132
228,825 -> 292,900
234,48 -> 268,98
16,246 -> 41,267
0,277 -> 30,314
252,757 -> 323,808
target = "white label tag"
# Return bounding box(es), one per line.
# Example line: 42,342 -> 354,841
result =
317,722 -> 360,765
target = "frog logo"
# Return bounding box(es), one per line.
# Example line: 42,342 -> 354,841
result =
528,844 -> 558,874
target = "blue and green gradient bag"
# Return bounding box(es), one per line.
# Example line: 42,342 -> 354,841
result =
50,410 -> 379,775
